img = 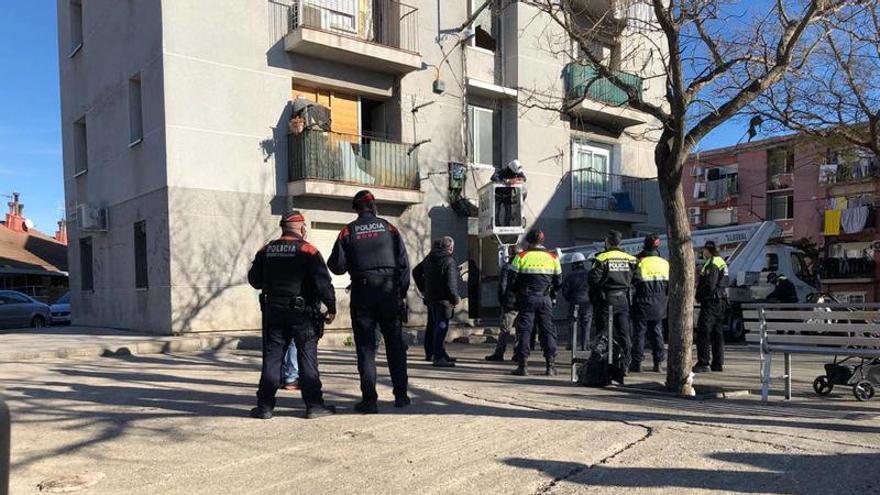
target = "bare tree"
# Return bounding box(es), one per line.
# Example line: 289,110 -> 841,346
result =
754,2 -> 880,157
520,0 -> 866,394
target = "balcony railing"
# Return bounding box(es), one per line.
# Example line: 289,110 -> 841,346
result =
819,162 -> 880,185
278,0 -> 419,54
288,129 -> 419,190
564,62 -> 643,107
571,169 -> 648,214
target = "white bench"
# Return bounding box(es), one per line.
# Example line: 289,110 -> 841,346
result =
743,303 -> 880,402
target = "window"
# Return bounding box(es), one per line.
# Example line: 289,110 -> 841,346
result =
129,74 -> 144,145
764,253 -> 779,272
468,105 -> 497,168
73,117 -> 88,176
134,221 -> 148,289
768,147 -> 794,176
69,0 -> 83,56
470,0 -> 498,52
768,193 -> 794,220
80,237 -> 94,291
571,140 -> 612,210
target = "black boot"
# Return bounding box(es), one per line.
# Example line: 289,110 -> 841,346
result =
433,357 -> 455,368
394,395 -> 412,408
545,359 -> 557,376
511,360 -> 528,376
249,407 -> 273,420
629,361 -> 642,373
354,401 -> 378,414
485,351 -> 505,362
442,352 -> 457,363
305,404 -> 336,419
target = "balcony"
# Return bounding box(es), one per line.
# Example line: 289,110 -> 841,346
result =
275,0 -> 421,75
567,169 -> 650,223
563,62 -> 648,128
287,129 -> 423,204
820,257 -> 876,284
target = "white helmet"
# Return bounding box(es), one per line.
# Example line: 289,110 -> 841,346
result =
570,252 -> 586,263
507,159 -> 522,174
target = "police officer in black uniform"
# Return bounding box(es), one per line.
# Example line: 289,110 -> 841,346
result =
766,272 -> 798,303
631,234 -> 669,373
328,190 -> 411,413
693,241 -> 729,373
248,211 -> 337,420
589,230 -> 638,372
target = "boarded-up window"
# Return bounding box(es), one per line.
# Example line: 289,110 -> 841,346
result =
292,83 -> 359,137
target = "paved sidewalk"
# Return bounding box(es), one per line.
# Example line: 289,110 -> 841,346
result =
2,344 -> 879,494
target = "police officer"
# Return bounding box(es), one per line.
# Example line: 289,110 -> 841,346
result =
509,229 -> 561,376
561,252 -> 592,351
485,246 -> 518,361
247,211 -> 337,420
694,241 -> 729,373
766,272 -> 798,303
631,234 -> 669,373
588,230 -> 637,373
328,190 -> 411,413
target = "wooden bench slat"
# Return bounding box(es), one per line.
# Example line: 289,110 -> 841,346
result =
764,334 -> 880,346
743,310 -> 880,321
762,345 -> 880,358
744,321 -> 880,333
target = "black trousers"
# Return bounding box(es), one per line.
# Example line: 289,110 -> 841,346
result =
351,294 -> 409,402
593,294 -> 633,371
632,318 -> 666,365
256,307 -> 324,411
570,303 -> 593,350
428,302 -> 452,358
423,305 -> 435,359
514,297 -> 557,362
696,301 -> 725,367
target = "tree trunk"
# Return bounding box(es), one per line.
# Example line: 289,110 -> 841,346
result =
658,153 -> 697,396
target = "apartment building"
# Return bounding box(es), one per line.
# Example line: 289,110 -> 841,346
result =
684,135 -> 880,302
57,0 -> 666,334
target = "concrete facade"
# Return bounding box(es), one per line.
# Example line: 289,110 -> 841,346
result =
58,0 -> 666,334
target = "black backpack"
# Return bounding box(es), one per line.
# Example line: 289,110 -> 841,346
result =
577,334 -> 626,387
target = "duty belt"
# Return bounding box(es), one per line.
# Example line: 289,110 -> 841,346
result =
261,294 -> 308,310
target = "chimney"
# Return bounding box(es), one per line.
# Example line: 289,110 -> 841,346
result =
4,192 -> 26,233
55,219 -> 68,245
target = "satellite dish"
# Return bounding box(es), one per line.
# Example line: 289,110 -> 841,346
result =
24,218 -> 34,230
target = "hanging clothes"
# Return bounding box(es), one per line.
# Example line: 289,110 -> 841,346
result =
824,209 -> 842,236
841,206 -> 869,234
706,179 -> 725,202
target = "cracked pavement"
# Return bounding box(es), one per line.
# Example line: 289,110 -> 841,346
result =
2,344 -> 879,494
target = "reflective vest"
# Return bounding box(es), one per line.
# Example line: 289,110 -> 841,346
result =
511,247 -> 562,299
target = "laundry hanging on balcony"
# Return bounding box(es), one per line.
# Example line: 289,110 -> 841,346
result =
824,209 -> 841,236
841,206 -> 870,234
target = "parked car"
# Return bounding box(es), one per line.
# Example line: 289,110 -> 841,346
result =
50,292 -> 71,325
0,290 -> 52,329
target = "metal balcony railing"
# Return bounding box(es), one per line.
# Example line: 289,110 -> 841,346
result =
571,169 -> 648,214
564,62 -> 643,107
275,0 -> 419,53
288,129 -> 420,190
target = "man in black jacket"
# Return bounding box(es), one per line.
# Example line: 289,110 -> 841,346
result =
247,211 -> 337,420
766,272 -> 798,303
413,238 -> 460,364
420,236 -> 461,368
328,190 -> 411,413
589,230 -> 637,373
631,234 -> 669,373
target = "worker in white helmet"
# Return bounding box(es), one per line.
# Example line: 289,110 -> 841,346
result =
491,159 -> 527,228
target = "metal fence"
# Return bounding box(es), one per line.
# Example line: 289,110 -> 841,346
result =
288,129 -> 420,190
564,62 -> 643,106
279,0 -> 419,53
571,169 -> 648,214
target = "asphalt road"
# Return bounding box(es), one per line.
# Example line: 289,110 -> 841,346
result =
2,344 -> 879,494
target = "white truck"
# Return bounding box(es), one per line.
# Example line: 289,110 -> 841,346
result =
558,222 -> 821,340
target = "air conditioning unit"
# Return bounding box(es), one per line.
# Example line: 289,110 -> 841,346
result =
690,167 -> 704,177
76,204 -> 108,232
688,207 -> 701,225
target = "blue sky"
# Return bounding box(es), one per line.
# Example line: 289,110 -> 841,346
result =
0,1 -> 63,234
0,1 -> 743,234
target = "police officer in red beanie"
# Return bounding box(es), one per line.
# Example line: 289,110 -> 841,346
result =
247,210 -> 337,420
329,190 -> 411,413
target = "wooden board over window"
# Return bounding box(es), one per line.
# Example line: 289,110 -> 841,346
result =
292,83 -> 359,138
